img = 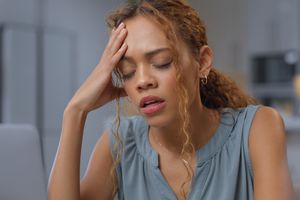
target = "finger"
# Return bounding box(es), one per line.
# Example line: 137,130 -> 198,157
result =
110,28 -> 127,54
110,23 -> 123,39
110,27 -> 116,36
106,23 -> 125,50
110,42 -> 128,66
96,41 -> 127,74
105,28 -> 127,60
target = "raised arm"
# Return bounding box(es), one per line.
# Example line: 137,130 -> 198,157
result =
48,22 -> 128,200
249,106 -> 295,200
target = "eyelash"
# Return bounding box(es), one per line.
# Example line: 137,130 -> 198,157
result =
154,61 -> 172,69
122,73 -> 134,81
121,61 -> 172,81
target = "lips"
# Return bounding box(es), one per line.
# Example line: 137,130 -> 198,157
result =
139,96 -> 166,115
139,95 -> 165,108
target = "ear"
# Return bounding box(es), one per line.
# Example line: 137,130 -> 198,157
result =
196,45 -> 213,78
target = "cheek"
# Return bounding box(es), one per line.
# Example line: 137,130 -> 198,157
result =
162,70 -> 177,91
187,76 -> 200,102
123,82 -> 141,108
180,65 -> 200,96
123,83 -> 134,99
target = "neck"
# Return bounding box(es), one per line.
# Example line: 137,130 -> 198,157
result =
149,98 -> 220,155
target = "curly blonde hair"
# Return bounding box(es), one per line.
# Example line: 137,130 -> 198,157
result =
106,0 -> 256,199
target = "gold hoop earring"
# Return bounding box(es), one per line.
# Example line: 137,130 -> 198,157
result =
201,75 -> 208,85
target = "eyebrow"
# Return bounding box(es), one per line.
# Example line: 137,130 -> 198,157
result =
121,47 -> 171,63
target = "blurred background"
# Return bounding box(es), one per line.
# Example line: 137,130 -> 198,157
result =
0,0 -> 299,199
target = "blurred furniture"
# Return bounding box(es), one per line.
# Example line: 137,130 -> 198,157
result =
251,50 -> 300,132
0,124 -> 47,200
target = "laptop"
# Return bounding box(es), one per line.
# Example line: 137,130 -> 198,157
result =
0,124 -> 47,200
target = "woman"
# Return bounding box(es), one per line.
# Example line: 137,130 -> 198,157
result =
48,0 -> 294,199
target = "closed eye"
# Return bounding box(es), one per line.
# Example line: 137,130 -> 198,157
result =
153,60 -> 173,69
121,60 -> 173,81
121,71 -> 135,80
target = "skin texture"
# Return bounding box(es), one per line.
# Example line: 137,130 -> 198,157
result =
48,15 -> 295,200
119,16 -> 217,153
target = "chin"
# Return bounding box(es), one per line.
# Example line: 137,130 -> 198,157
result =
142,111 -> 178,128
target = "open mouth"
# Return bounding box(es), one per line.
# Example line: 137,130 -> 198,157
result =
139,95 -> 166,114
142,99 -> 165,108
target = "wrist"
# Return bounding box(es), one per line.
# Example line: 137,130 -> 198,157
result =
64,105 -> 88,120
62,106 -> 88,138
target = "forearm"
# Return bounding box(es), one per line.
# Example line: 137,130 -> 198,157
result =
48,107 -> 87,200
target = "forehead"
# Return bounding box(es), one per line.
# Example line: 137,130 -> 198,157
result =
124,16 -> 170,55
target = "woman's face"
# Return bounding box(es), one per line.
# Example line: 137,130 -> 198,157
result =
118,16 -> 200,127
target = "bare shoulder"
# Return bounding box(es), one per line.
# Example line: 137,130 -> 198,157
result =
250,106 -> 285,135
250,105 -> 286,140
80,130 -> 115,200
249,106 -> 286,165
248,106 -> 294,200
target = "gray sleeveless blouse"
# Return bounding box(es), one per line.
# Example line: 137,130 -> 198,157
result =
108,105 -> 259,200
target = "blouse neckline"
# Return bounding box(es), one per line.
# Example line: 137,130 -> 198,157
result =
136,108 -> 240,167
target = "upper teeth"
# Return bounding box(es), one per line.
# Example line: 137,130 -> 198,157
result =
144,100 -> 157,106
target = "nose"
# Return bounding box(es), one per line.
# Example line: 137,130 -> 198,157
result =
136,66 -> 158,91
